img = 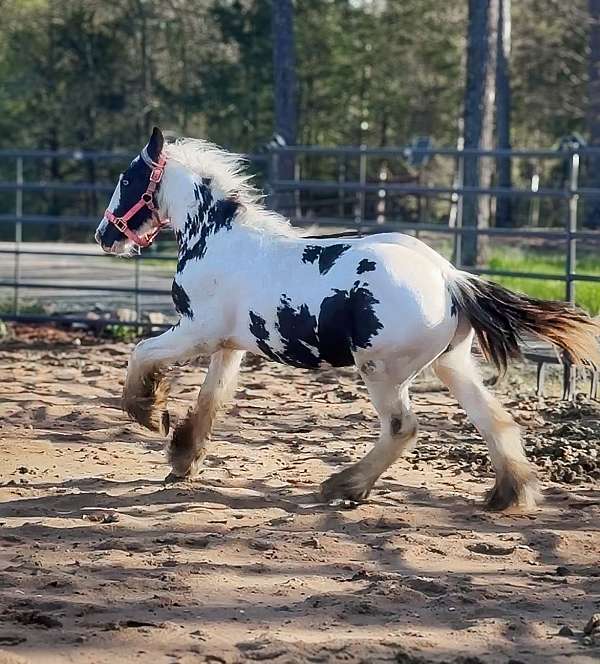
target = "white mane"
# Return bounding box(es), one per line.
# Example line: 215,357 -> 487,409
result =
165,137 -> 299,237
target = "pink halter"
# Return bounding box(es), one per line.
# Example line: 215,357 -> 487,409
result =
104,149 -> 169,248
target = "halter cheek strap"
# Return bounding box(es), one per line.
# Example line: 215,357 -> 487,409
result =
104,150 -> 169,248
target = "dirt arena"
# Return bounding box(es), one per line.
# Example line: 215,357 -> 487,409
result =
1,326 -> 599,664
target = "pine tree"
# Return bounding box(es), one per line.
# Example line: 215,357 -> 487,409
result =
462,0 -> 499,266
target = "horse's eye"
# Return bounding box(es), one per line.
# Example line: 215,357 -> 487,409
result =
122,179 -> 130,186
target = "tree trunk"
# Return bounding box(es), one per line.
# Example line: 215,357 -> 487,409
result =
135,0 -> 153,140
461,0 -> 499,266
586,0 -> 600,229
495,0 -> 512,228
272,0 -> 297,216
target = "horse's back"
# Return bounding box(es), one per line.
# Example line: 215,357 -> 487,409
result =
343,238 -> 456,356
246,231 -> 458,367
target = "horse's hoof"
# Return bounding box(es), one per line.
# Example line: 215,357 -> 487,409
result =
485,478 -> 539,512
485,462 -> 539,512
320,468 -> 373,503
163,471 -> 187,484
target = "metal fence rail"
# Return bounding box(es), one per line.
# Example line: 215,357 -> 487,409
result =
0,144 -> 599,329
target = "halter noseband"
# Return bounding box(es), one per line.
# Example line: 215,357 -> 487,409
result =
104,148 -> 169,248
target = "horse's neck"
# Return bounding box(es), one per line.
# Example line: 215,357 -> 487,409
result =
159,160 -> 293,256
160,164 -> 211,238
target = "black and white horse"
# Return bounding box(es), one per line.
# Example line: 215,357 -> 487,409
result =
95,127 -> 600,511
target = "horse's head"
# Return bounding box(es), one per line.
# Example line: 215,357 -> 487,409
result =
95,126 -> 168,255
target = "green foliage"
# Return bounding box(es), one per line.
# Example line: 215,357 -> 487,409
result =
489,247 -> 600,315
511,0 -> 589,147
0,1 -> 593,154
102,324 -> 144,342
0,1 -> 597,238
295,0 -> 464,146
0,298 -> 45,315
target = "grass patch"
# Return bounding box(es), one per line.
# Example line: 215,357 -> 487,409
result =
488,248 -> 600,315
0,299 -> 46,315
102,324 -> 144,342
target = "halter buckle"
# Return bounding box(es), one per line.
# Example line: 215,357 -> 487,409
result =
113,217 -> 128,233
150,167 -> 163,183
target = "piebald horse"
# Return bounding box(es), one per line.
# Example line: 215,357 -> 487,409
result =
95,127 -> 600,510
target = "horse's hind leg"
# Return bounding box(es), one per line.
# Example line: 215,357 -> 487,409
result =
321,357 -> 421,502
167,349 -> 245,479
432,321 -> 538,511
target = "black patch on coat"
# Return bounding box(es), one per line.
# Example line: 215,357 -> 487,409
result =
176,184 -> 239,273
275,297 -> 320,368
248,312 -> 281,363
248,282 -> 383,369
348,281 -> 384,348
318,282 -> 383,366
356,259 -> 376,274
316,290 -> 354,366
301,244 -> 351,275
302,245 -> 322,264
171,280 -> 193,318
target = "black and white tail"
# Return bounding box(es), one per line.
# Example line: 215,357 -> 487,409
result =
448,272 -> 600,374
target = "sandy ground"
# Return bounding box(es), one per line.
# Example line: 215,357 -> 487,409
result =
0,329 -> 599,664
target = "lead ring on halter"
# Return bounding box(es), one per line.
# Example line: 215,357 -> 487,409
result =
104,148 -> 169,248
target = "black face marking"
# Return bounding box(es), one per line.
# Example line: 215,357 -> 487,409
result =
443,342 -> 453,354
176,184 -> 239,273
301,244 -> 351,275
171,280 -> 193,318
100,128 -> 163,246
357,259 -> 376,274
391,416 -> 403,435
100,158 -> 153,246
248,283 -> 383,370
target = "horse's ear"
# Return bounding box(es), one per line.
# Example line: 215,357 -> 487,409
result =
147,126 -> 164,161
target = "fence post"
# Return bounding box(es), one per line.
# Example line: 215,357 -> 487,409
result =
355,145 -> 367,233
565,150 -> 579,304
134,257 -> 141,323
376,160 -> 387,226
13,157 -> 23,315
293,156 -> 302,220
337,157 -> 346,218
268,146 -> 279,212
453,138 -> 465,268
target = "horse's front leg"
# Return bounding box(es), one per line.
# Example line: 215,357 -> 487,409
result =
167,349 -> 245,479
122,324 -> 200,435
